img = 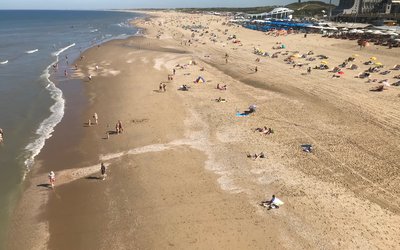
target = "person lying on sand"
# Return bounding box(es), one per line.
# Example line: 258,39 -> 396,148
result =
261,128 -> 273,135
364,61 -> 374,65
178,84 -> 189,91
357,72 -> 370,79
254,126 -> 273,135
215,97 -> 226,102
216,84 -> 227,90
391,81 -> 400,86
247,152 -> 266,160
301,144 -> 313,153
370,85 -> 385,92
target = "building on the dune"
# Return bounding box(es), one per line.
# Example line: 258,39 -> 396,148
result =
333,0 -> 400,23
333,0 -> 400,15
250,8 -> 295,20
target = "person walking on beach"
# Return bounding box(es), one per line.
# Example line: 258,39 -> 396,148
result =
93,113 -> 98,124
116,120 -> 123,134
48,171 -> 56,188
255,66 -> 258,73
159,82 -> 163,92
173,68 -> 176,75
162,83 -> 166,92
118,120 -> 123,133
115,123 -> 120,134
100,162 -> 106,180
307,67 -> 312,74
88,75 -> 92,81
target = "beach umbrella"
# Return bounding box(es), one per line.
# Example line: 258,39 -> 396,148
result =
370,57 -> 377,61
338,71 -> 345,75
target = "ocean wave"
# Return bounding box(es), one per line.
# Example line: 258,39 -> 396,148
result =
52,43 -> 75,57
90,29 -> 98,33
0,60 -> 8,64
26,49 -> 39,54
115,21 -> 131,28
23,43 -> 75,177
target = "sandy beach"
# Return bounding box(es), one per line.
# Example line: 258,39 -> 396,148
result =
7,11 -> 400,249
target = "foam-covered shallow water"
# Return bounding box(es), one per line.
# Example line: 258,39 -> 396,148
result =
0,10 -> 142,246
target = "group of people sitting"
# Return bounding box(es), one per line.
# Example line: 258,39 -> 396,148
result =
254,126 -> 273,135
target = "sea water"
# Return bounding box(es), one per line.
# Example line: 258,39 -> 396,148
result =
0,10 -> 141,245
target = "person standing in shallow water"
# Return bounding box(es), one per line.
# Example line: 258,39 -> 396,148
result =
0,128 -> 4,143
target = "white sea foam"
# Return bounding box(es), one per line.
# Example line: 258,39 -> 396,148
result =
26,49 -> 39,54
52,43 -> 75,57
0,60 -> 8,64
134,29 -> 143,36
90,29 -> 98,33
23,43 -> 75,178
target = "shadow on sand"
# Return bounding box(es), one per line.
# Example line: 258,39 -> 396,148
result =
37,183 -> 52,189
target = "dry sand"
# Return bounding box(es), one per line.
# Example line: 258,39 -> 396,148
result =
7,11 -> 400,249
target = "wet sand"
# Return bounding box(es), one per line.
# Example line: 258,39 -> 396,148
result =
7,11 -> 400,249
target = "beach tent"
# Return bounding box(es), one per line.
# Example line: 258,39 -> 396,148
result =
194,76 -> 206,83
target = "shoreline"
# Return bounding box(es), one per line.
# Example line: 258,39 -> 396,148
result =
8,11 -> 400,249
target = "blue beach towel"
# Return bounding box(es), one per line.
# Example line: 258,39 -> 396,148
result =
236,112 -> 249,117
